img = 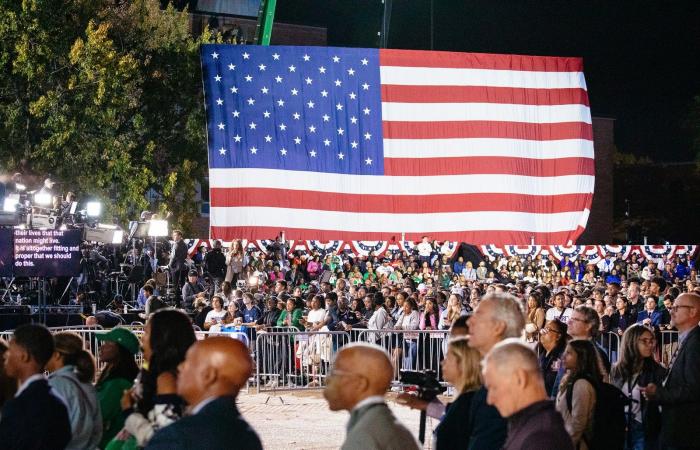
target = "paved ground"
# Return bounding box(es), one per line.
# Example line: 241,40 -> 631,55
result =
238,389 -> 441,449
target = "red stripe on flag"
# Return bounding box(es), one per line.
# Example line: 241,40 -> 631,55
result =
210,226 -> 584,245
383,156 -> 595,177
382,121 -> 593,140
381,85 -> 590,106
210,188 -> 593,214
379,49 -> 584,72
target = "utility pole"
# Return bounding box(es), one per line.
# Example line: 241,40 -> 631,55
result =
254,0 -> 278,45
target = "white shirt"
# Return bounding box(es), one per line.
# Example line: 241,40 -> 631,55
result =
204,308 -> 227,326
351,395 -> 385,412
15,374 -> 46,397
417,242 -> 432,257
545,307 -> 574,323
190,396 -> 218,415
307,308 -> 327,325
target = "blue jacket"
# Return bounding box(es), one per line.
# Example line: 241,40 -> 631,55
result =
636,309 -> 664,329
146,396 -> 262,450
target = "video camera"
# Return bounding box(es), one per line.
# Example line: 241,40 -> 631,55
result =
399,369 -> 446,402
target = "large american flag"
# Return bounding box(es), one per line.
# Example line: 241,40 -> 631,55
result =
202,45 -> 594,244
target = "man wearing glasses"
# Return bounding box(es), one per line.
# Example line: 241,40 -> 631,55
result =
641,293 -> 700,450
323,343 -> 419,450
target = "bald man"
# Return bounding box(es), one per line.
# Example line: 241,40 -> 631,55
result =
641,293 -> 700,450
146,337 -> 262,450
482,340 -> 573,450
324,343 -> 419,450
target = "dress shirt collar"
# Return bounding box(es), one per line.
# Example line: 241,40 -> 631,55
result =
15,373 -> 45,398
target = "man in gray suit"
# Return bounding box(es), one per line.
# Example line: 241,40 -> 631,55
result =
324,343 -> 419,450
642,293 -> 700,450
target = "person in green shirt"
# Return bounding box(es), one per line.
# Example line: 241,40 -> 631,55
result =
95,328 -> 140,449
277,297 -> 304,329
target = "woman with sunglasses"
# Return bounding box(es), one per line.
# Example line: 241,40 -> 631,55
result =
610,324 -> 666,450
537,320 -> 569,397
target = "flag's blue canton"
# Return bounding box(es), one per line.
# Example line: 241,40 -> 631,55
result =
202,44 -> 384,175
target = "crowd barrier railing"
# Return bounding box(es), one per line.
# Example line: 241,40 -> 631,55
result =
354,329 -> 450,383
0,327 -> 680,392
255,330 -> 351,392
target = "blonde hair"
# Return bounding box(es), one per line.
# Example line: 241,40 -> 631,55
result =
448,337 -> 482,394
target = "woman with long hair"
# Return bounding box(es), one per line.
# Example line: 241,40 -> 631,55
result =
96,328 -> 140,449
525,292 -> 546,340
610,325 -> 666,450
225,240 -> 245,283
555,339 -> 604,450
108,309 -> 196,449
47,332 -> 102,449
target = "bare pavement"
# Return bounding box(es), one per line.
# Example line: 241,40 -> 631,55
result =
238,390 -> 440,449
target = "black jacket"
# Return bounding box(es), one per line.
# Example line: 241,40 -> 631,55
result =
503,400 -> 573,450
146,396 -> 262,450
435,390 -> 476,450
467,386 -> 507,450
653,326 -> 700,448
0,378 -> 72,450
204,248 -> 226,279
610,357 -> 666,440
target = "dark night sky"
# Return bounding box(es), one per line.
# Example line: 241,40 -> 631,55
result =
274,0 -> 700,162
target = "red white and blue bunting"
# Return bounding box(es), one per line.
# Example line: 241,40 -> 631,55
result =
184,239 -> 696,263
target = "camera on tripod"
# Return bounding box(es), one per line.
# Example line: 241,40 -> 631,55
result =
399,369 -> 446,401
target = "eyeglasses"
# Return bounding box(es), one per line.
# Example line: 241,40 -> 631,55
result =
541,327 -> 561,335
670,305 -> 695,312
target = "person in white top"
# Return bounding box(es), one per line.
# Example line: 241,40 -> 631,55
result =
417,236 -> 432,263
204,296 -> 228,331
392,298 -> 420,370
545,292 -> 574,323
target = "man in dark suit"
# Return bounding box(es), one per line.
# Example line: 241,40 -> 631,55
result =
636,296 -> 664,330
642,293 -> 700,450
168,229 -> 189,299
146,337 -> 262,450
323,343 -> 419,450
0,324 -> 71,450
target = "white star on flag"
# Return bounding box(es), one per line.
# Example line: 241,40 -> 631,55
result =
214,75 -> 221,82
242,52 -> 250,59
219,147 -> 226,155
211,52 -> 218,59
250,146 -> 257,154
332,56 -> 340,63
338,152 -> 344,159
216,98 -> 223,105
309,150 -> 317,157
365,157 -> 372,165
217,123 -> 225,130
228,63 -> 235,70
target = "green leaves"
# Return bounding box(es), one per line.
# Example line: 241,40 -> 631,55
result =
0,0 -> 212,233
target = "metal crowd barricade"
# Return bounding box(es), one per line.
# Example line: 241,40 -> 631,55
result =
255,330 -> 351,392
355,329 -> 450,382
596,331 -> 622,364
658,330 -> 679,367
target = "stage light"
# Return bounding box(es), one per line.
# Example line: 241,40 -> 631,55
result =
69,201 -> 78,214
15,183 -> 26,192
3,196 -> 19,213
86,202 -> 102,217
148,219 -> 169,237
112,229 -> 124,244
34,192 -> 52,206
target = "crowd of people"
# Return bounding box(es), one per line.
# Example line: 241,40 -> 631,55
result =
1,236 -> 699,449
1,290 -> 699,450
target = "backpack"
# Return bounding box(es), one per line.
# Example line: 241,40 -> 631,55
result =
566,376 -> 628,450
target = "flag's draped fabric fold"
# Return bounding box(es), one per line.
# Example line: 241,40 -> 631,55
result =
202,45 -> 594,244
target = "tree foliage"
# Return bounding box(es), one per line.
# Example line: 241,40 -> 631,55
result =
0,0 -> 212,233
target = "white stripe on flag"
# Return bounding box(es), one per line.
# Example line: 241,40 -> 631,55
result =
209,169 -> 595,195
380,66 -> 588,90
382,138 -> 594,159
381,102 -> 592,124
210,207 -> 587,233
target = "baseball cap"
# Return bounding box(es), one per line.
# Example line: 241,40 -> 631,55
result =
188,269 -> 198,277
96,327 -> 140,355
